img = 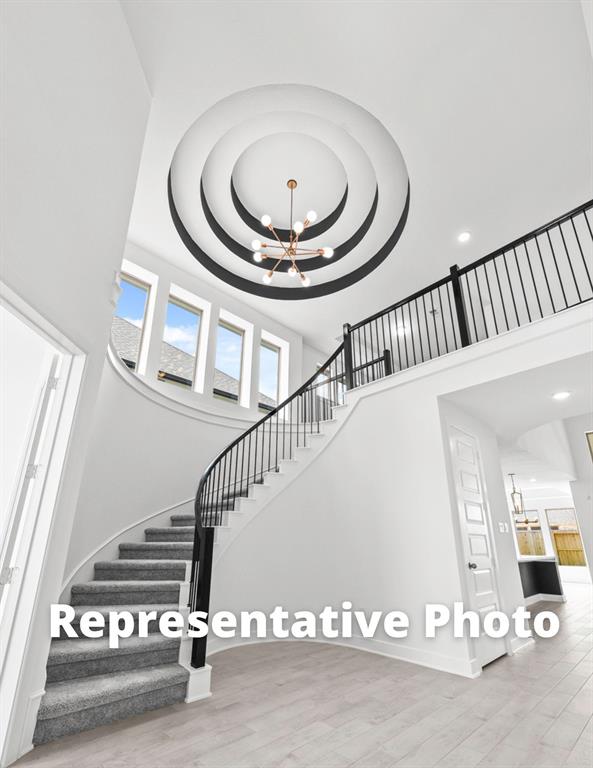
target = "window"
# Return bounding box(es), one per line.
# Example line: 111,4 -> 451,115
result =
111,275 -> 149,370
546,508 -> 587,566
213,321 -> 244,401
514,512 -> 545,556
157,298 -> 201,388
259,341 -> 280,410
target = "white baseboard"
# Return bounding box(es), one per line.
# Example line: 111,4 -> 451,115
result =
524,593 -> 566,606
206,635 -> 480,679
509,635 -> 534,654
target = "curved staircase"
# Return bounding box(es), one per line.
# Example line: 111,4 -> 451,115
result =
34,505 -> 226,744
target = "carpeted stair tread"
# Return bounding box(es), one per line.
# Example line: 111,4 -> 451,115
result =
145,526 -> 194,534
144,526 -> 194,542
48,633 -> 179,665
72,580 -> 182,592
118,541 -> 192,560
70,581 -> 180,605
66,603 -> 180,625
170,513 -> 196,526
94,559 -> 187,581
95,559 -> 186,570
36,664 -> 189,721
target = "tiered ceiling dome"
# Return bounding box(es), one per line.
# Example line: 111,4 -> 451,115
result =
169,84 -> 410,299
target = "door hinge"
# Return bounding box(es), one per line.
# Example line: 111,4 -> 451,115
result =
25,463 -> 40,480
0,566 -> 18,586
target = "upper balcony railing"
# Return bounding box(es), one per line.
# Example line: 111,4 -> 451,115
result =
189,199 -> 592,668
344,200 -> 592,388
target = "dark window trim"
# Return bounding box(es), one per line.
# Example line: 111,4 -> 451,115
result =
158,369 -> 192,388
213,387 -> 239,402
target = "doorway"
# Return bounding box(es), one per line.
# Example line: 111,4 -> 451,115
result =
448,426 -> 507,668
0,287 -> 85,764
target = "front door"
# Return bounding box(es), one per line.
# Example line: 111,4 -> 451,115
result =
449,426 -> 506,667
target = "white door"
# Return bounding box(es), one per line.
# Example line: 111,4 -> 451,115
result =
449,426 -> 506,667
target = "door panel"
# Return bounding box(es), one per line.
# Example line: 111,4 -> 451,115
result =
449,426 -> 506,667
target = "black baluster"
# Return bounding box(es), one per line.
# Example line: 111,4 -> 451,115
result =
571,216 -> 593,293
546,229 -> 568,309
449,265 -> 471,347
343,323 -> 354,390
558,223 -> 582,303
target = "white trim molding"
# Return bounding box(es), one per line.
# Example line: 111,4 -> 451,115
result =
524,593 -> 567,606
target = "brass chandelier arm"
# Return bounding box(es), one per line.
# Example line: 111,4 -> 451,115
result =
269,251 -> 287,273
262,243 -> 321,253
268,249 -> 303,279
267,226 -> 293,258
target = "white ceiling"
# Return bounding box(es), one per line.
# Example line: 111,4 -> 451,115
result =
231,132 -> 347,225
121,0 -> 593,352
444,352 -> 593,486
444,353 -> 593,441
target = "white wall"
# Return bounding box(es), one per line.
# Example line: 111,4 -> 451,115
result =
516,421 -> 577,481
302,341 -> 329,381
581,0 -> 593,59
0,1 -> 150,763
564,412 -> 593,578
211,378 -> 474,676
209,304 -> 591,677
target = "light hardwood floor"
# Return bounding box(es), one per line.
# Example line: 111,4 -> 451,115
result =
16,584 -> 592,768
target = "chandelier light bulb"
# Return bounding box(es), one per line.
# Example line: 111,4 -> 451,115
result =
306,210 -> 318,223
253,252 -> 263,263
251,239 -> 262,251
300,273 -> 311,287
288,265 -> 297,277
262,271 -> 273,285
260,214 -> 272,227
293,221 -> 304,235
321,247 -> 334,259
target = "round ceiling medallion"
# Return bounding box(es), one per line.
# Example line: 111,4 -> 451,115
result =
169,84 -> 410,300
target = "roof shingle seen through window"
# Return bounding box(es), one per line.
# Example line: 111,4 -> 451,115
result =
111,316 -> 275,406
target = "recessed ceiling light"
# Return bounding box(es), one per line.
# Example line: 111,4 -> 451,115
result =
530,478 -> 537,482
552,391 -> 571,401
457,231 -> 471,243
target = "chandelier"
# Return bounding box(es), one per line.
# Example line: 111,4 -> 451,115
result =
250,179 -> 334,287
508,473 -> 536,525
508,473 -> 524,516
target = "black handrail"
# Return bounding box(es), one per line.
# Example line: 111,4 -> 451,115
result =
189,198 -> 592,668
